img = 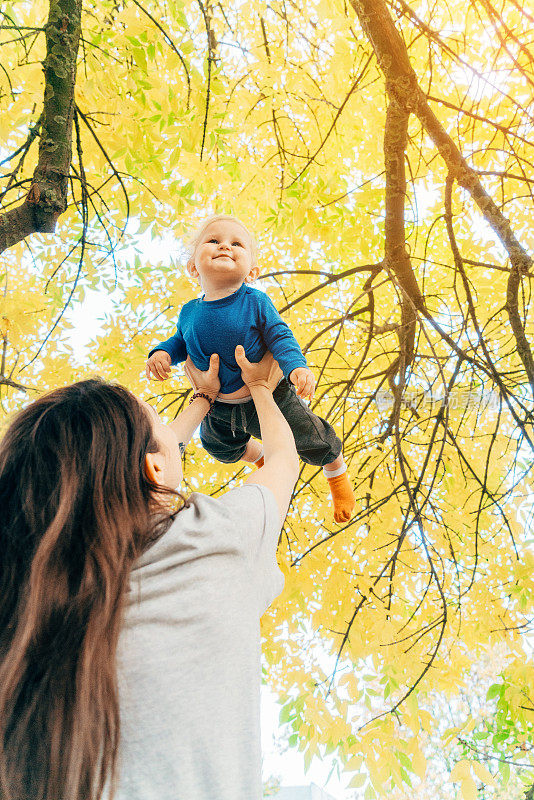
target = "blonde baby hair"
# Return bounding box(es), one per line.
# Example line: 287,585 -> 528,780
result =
187,214 -> 259,267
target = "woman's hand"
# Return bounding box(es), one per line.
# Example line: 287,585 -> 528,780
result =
235,346 -> 282,391
184,354 -> 220,400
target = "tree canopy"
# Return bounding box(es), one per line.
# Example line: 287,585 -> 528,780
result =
1,1 -> 534,797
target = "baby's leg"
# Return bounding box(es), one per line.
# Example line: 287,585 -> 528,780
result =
271,380 -> 355,523
323,452 -> 344,472
323,453 -> 355,524
200,404 -> 264,466
241,438 -> 264,468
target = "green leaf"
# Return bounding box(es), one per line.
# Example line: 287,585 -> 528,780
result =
397,752 -> 413,772
279,704 -> 292,724
486,684 -> 503,700
131,46 -> 148,74
349,773 -> 366,789
499,760 -> 510,783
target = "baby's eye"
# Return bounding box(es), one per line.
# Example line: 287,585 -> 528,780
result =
232,241 -> 243,247
208,237 -> 219,243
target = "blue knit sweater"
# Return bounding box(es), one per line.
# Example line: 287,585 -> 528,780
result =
149,283 -> 307,393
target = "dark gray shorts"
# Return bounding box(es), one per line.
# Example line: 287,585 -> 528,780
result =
199,379 -> 342,467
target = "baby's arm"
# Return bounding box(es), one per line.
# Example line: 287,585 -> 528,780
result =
146,317 -> 188,381
260,296 -> 315,399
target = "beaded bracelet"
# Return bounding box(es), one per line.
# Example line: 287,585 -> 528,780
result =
189,391 -> 215,414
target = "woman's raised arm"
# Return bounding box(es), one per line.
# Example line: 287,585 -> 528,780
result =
235,346 -> 299,523
168,354 -> 220,452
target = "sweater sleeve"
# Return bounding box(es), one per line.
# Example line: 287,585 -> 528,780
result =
148,315 -> 187,365
258,294 -> 307,380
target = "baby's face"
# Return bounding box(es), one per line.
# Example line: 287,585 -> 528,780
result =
190,220 -> 257,290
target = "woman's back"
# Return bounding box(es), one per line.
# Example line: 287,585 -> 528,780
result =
0,356 -> 297,800
114,485 -> 282,800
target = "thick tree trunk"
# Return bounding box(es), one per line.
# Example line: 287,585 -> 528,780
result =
0,0 -> 82,254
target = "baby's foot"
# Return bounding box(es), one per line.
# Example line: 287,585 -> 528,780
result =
325,471 -> 356,523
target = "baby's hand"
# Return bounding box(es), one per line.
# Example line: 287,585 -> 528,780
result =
146,350 -> 172,381
289,367 -> 315,400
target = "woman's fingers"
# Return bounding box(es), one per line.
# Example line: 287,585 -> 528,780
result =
234,344 -> 249,367
236,348 -> 282,391
208,353 -> 220,376
184,354 -> 220,397
184,357 -> 198,390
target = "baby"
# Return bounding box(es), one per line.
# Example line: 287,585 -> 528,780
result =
146,214 -> 355,523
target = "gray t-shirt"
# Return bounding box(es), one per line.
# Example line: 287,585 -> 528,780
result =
112,484 -> 283,800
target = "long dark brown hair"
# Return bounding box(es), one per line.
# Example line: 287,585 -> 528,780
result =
0,378 -> 183,800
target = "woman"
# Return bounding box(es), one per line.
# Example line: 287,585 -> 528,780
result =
0,347 -> 298,800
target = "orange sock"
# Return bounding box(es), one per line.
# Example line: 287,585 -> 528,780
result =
326,471 -> 356,523
255,456 -> 264,469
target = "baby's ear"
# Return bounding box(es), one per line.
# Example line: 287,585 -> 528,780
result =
186,258 -> 199,280
245,265 -> 260,283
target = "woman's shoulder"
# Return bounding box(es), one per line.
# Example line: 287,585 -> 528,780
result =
205,482 -> 275,512
187,484 -> 277,535
134,485 -> 277,570
127,485 -> 283,614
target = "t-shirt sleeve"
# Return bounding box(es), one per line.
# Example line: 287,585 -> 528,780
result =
148,313 -> 187,364
218,484 -> 284,615
257,294 -> 307,380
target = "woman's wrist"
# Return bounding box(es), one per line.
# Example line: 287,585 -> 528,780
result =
249,384 -> 272,397
189,392 -> 215,412
195,389 -> 218,401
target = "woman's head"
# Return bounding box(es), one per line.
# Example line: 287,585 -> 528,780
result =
0,378 -> 183,800
142,397 -> 183,489
0,379 -> 178,576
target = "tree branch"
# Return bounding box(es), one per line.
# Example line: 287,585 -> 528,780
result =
349,0 -> 534,393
